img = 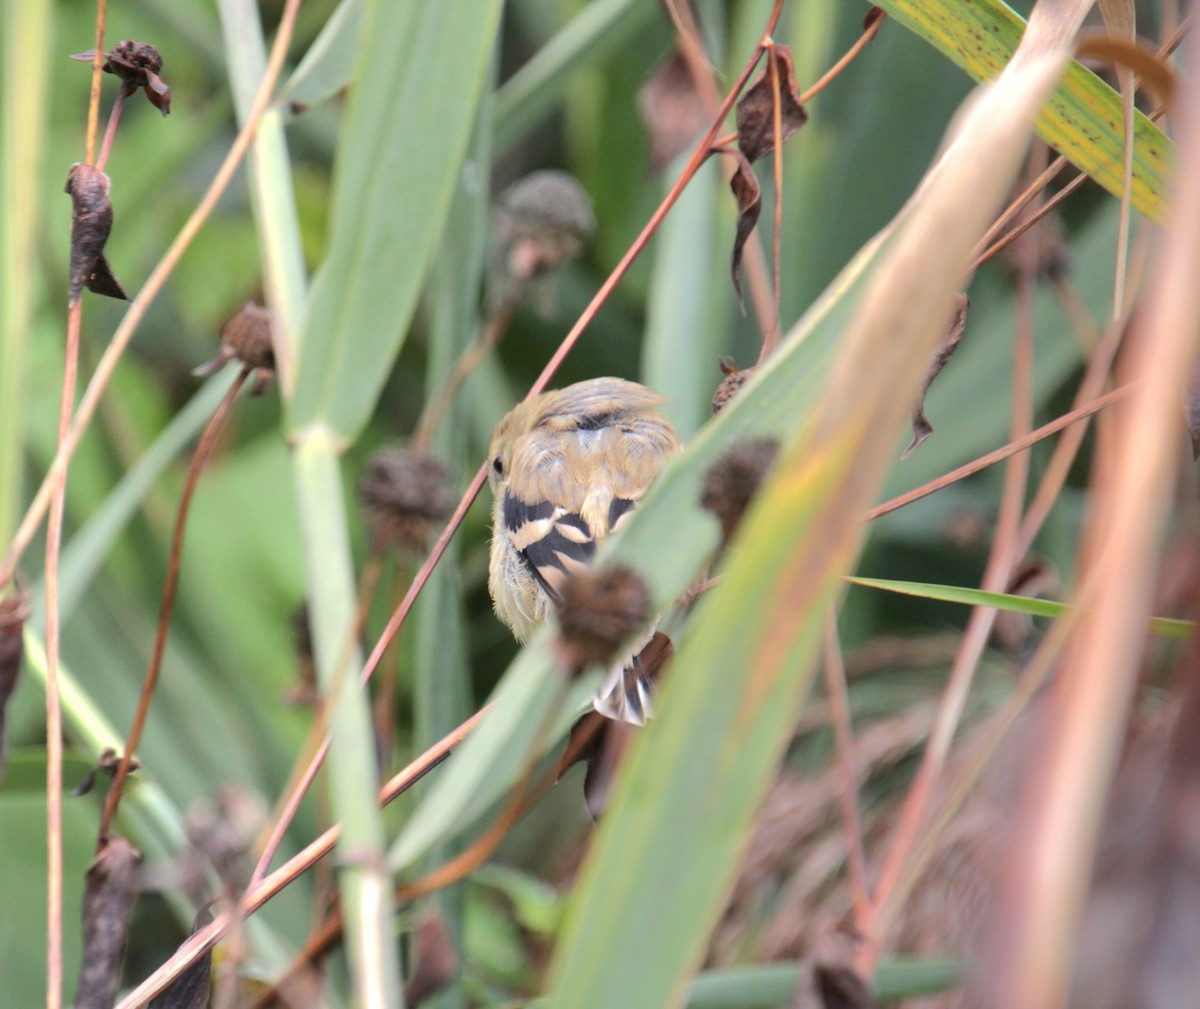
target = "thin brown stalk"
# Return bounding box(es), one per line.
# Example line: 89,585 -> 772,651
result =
94,86 -> 127,173
0,0 -> 303,591
413,296 -> 519,451
821,614 -> 871,951
364,5 -> 788,678
866,384 -> 1131,522
865,183 -> 1043,972
97,370 -> 248,844
665,0 -> 776,345
798,9 -> 885,105
758,39 -> 786,362
526,0 -> 785,402
115,709 -> 485,1009
250,545 -> 389,887
45,300 -> 82,1009
84,1 -> 108,166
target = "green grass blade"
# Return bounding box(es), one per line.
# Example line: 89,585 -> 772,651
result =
542,27 -> 1076,1007
278,0 -> 364,111
0,0 -> 52,545
849,576 -> 1194,639
286,0 -> 503,442
876,0 -> 1170,221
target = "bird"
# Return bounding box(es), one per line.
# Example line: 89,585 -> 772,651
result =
487,377 -> 680,724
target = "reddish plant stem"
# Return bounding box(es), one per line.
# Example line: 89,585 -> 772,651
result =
0,0 -> 303,591
115,708 -> 486,1009
95,86 -> 127,173
821,614 -> 871,953
864,172 -> 1043,972
758,39 -> 785,362
865,385 -> 1130,522
799,10 -> 885,105
364,2 -> 787,683
97,370 -> 249,845
84,0 -> 108,166
45,300 -> 83,1009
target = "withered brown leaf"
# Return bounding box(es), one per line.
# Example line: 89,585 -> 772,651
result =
902,293 -> 970,459
65,164 -> 127,306
729,150 -> 762,308
149,908 -> 214,1009
74,836 -> 142,1009
0,588 -> 30,777
736,45 -> 808,163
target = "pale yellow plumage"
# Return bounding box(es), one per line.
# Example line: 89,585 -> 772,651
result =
486,377 -> 679,722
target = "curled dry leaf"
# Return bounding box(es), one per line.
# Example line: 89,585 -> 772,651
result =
149,908 -> 214,1009
72,40 -> 171,115
729,151 -> 762,308
638,51 -> 708,171
902,293 -> 970,459
736,44 -> 808,164
65,163 -> 127,305
0,587 -> 30,776
72,747 -> 137,797
74,836 -> 142,1009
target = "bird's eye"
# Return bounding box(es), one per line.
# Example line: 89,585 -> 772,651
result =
492,456 -> 504,477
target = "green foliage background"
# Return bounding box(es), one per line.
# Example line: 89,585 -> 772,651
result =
0,0 -> 1178,1006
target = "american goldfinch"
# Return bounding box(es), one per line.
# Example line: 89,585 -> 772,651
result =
487,377 -> 680,723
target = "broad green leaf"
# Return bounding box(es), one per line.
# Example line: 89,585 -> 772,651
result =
278,0 -> 364,111
287,0 -> 504,441
877,0 -> 1170,221
849,576 -> 1194,639
543,16 -> 1080,1006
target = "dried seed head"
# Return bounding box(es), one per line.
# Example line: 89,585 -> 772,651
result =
358,447 -> 456,553
700,437 -> 781,546
192,302 -> 276,392
712,359 -> 753,414
556,565 -> 652,670
72,40 -> 170,115
495,170 -> 596,282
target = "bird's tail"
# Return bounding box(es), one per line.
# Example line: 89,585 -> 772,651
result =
591,631 -> 673,726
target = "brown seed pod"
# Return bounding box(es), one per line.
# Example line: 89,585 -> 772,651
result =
494,170 -> 596,283
192,302 -> 276,392
711,359 -> 754,415
700,437 -> 781,547
555,564 -> 652,671
358,447 -> 456,553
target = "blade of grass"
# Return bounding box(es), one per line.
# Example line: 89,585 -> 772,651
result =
0,0 -> 52,546
876,0 -> 1170,221
543,7 -> 1085,1002
848,576 -> 1193,639
285,0 -> 503,442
